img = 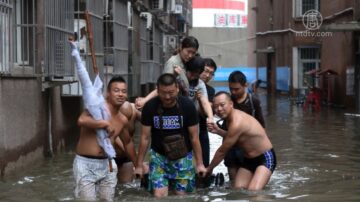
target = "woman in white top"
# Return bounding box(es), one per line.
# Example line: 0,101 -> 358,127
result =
163,36 -> 199,95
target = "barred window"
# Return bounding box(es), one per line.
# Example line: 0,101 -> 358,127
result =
14,0 -> 36,69
298,47 -> 321,88
294,0 -> 320,18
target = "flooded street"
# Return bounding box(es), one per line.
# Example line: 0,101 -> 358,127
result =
1,94 -> 360,201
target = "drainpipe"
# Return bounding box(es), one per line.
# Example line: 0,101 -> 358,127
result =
104,0 -> 109,16
48,89 -> 53,157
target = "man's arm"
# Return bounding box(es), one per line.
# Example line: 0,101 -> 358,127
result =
199,95 -> 214,122
134,125 -> 152,177
118,125 -> 137,166
188,125 -> 206,174
207,124 -> 241,172
77,110 -> 109,129
208,121 -> 227,137
197,81 -> 214,123
135,90 -> 158,110
131,103 -> 142,121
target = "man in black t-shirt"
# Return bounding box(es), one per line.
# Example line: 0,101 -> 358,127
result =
134,74 -> 206,198
197,58 -> 217,167
199,58 -> 217,103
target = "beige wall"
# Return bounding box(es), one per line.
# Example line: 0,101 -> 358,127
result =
0,78 -> 81,177
189,28 -> 248,67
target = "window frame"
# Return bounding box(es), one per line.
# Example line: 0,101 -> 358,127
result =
297,46 -> 321,89
12,0 -> 36,75
293,0 -> 320,18
0,0 -> 13,74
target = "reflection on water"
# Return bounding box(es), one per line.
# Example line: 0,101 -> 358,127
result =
1,93 -> 360,201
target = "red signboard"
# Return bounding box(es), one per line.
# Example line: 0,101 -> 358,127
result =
193,0 -> 245,11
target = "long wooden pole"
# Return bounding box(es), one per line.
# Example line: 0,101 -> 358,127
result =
84,10 -> 113,172
84,10 -> 99,75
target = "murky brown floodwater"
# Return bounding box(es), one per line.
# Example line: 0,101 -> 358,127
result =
1,93 -> 360,201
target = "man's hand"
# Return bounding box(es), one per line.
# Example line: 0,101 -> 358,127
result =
135,97 -> 145,110
103,120 -> 116,137
142,163 -> 149,174
205,167 -> 214,177
207,117 -> 214,126
196,164 -> 207,178
134,166 -> 144,179
174,65 -> 183,75
207,120 -> 220,134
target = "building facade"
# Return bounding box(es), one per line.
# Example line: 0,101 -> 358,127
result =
190,0 -> 248,68
0,0 -> 191,177
253,0 -> 360,110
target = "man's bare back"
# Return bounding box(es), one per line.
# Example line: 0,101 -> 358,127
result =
115,101 -> 140,156
115,101 -> 146,183
226,109 -> 272,158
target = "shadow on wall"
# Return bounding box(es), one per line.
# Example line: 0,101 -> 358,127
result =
59,96 -> 82,152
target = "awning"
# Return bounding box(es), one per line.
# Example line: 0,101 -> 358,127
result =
254,46 -> 275,53
317,68 -> 339,76
321,22 -> 360,31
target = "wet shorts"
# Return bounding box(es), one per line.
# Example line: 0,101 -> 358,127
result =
73,155 -> 117,201
242,149 -> 277,173
148,149 -> 196,193
224,147 -> 245,167
114,156 -> 131,167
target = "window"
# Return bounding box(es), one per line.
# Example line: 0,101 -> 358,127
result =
14,0 -> 36,69
152,0 -> 164,10
298,47 -> 321,88
294,0 -> 319,18
0,0 -> 12,73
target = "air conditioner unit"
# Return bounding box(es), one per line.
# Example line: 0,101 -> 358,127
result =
128,1 -> 132,28
168,35 -> 177,49
152,0 -> 164,10
140,12 -> 152,29
169,0 -> 176,13
174,4 -> 183,14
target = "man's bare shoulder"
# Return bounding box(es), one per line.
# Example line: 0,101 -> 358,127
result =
116,109 -> 129,125
229,110 -> 247,128
120,101 -> 133,120
130,103 -> 138,113
234,109 -> 252,119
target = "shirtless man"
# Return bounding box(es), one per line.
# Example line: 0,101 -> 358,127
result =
207,91 -> 276,191
73,76 -> 137,201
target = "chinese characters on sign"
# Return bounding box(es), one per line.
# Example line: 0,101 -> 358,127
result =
215,14 -> 227,27
214,14 -> 247,28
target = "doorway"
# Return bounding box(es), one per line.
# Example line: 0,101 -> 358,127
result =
355,32 -> 360,113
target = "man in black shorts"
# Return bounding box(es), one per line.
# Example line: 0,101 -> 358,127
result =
210,71 -> 266,185
207,92 -> 276,190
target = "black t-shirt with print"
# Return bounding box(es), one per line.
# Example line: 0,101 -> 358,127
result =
141,96 -> 199,155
